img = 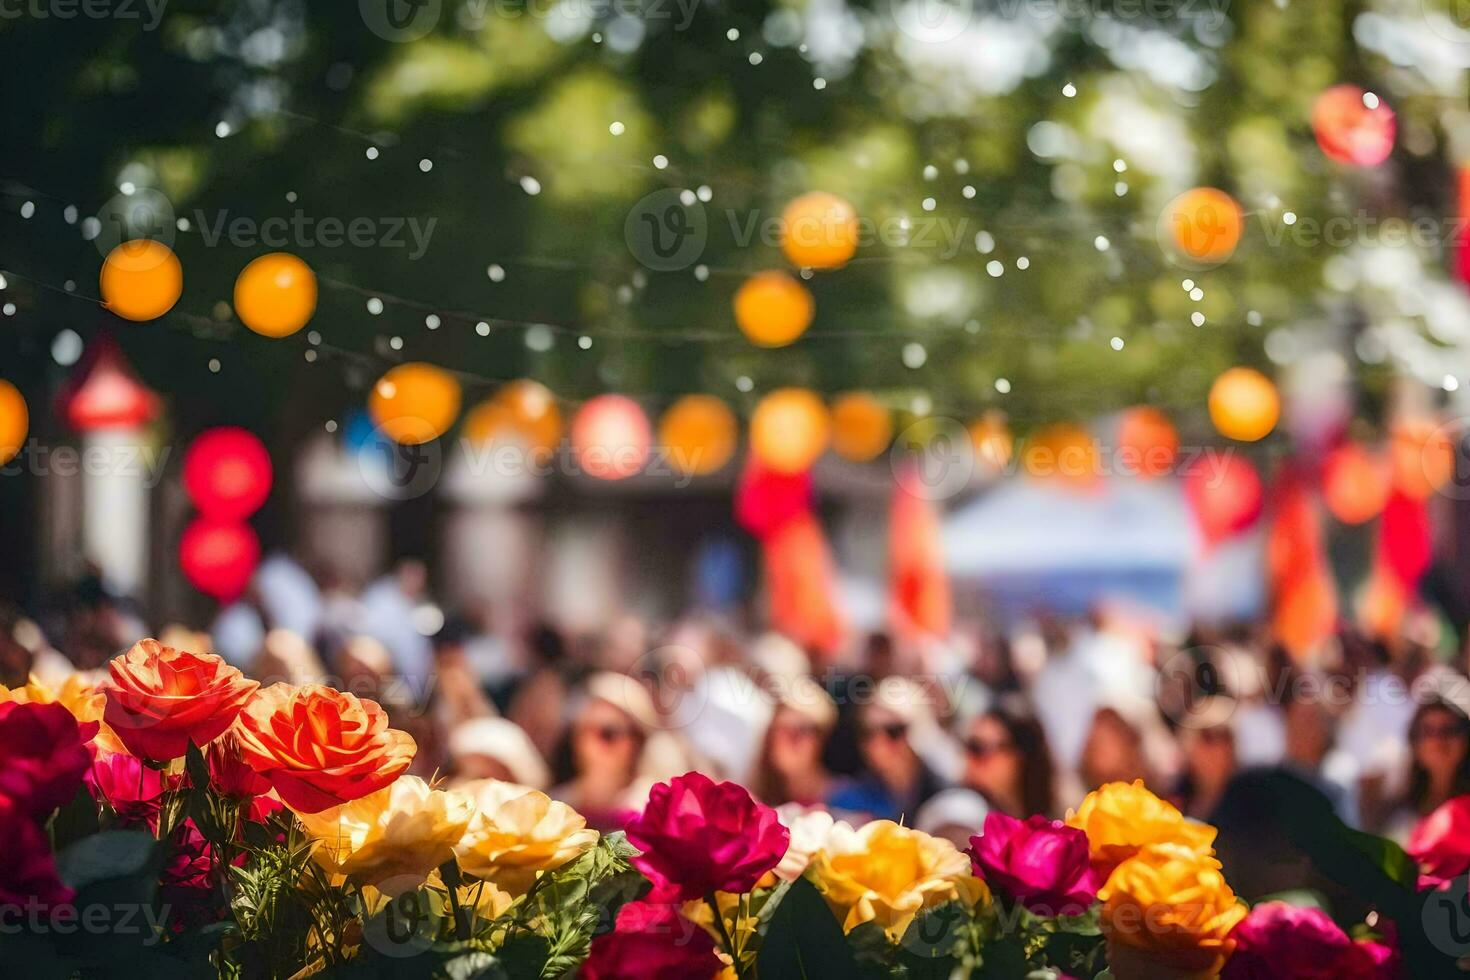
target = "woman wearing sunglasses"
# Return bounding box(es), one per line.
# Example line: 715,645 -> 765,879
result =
827,678 -> 947,823
960,702 -> 1057,819
749,676 -> 838,807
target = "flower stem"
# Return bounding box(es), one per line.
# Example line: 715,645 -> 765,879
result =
706,892 -> 745,979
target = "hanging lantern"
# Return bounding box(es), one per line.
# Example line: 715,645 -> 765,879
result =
368,362 -> 462,445
1312,84 -> 1395,167
571,394 -> 651,481
1185,453 -> 1264,547
659,395 -> 737,477
464,380 -> 563,456
234,253 -> 317,338
179,518 -> 260,602
1389,418 -> 1455,501
830,392 -> 892,463
1022,423 -> 1098,487
780,192 -> 860,270
1161,188 -> 1243,265
183,427 -> 273,521
735,459 -> 813,539
1208,367 -> 1279,442
1117,406 -> 1179,478
1322,442 -> 1389,525
734,272 -> 814,348
0,380 -> 27,465
750,388 -> 829,475
100,239 -> 182,322
969,412 -> 1013,476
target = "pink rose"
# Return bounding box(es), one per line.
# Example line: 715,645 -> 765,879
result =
1222,902 -> 1392,979
0,794 -> 74,910
1407,796 -> 1470,890
581,901 -> 721,980
0,701 -> 98,818
625,771 -> 789,901
968,812 -> 1099,914
87,750 -> 166,829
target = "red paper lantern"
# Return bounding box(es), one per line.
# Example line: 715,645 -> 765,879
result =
1312,84 -> 1395,167
735,459 -> 813,539
179,518 -> 260,601
1185,454 -> 1263,547
571,394 -> 651,481
183,427 -> 273,521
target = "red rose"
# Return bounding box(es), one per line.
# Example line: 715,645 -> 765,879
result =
0,794 -> 74,910
968,812 -> 1099,915
1222,902 -> 1389,979
581,901 -> 721,980
624,771 -> 789,902
0,701 -> 98,818
1407,795 -> 1470,890
206,729 -> 270,801
101,640 -> 260,761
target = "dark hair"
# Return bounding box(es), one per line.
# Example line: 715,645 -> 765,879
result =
1405,699 -> 1470,816
978,702 -> 1057,818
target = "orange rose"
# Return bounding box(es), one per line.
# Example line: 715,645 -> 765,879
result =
101,639 -> 260,761
234,683 -> 416,813
1098,843 -> 1245,980
1066,779 -> 1217,877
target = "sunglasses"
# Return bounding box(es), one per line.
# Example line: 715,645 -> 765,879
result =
580,724 -> 638,744
1413,722 -> 1469,742
861,722 -> 909,742
963,737 -> 1014,759
772,723 -> 822,742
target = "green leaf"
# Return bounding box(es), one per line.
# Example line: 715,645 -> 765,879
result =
757,875 -> 860,979
1341,828 -> 1418,891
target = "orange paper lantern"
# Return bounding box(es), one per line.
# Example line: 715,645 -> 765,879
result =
1208,367 -> 1279,442
734,272 -> 814,348
464,380 -> 562,453
1022,423 -> 1098,486
659,394 -> 737,476
234,253 -> 317,338
1161,188 -> 1243,265
1312,84 -> 1395,167
1322,443 -> 1390,524
830,392 -> 892,462
1389,419 -> 1455,501
368,362 -> 462,445
750,388 -> 829,475
0,380 -> 27,465
781,192 -> 860,270
1117,407 -> 1179,478
571,394 -> 651,481
100,239 -> 182,321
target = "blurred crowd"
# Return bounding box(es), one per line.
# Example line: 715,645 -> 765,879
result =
7,552 -> 1470,873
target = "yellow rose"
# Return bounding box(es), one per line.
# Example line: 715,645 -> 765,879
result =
453,779 -> 599,895
807,820 -> 989,940
297,775 -> 474,897
0,672 -> 124,753
1067,779 -> 1217,875
1097,843 -> 1246,980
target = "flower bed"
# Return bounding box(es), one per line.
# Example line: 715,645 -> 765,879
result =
0,640 -> 1437,978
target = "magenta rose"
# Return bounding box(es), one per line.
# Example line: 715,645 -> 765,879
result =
0,701 -> 98,818
582,901 -> 721,980
624,771 -> 789,901
967,812 -> 1099,914
1222,902 -> 1390,979
1407,796 -> 1470,890
0,794 -> 74,910
88,750 -> 167,829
